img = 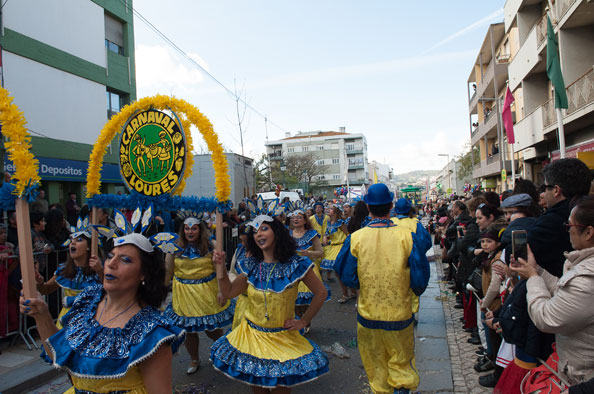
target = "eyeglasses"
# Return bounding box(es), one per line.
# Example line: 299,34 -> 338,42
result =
563,221 -> 588,231
477,203 -> 486,209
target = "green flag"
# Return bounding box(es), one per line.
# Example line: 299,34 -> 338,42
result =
546,16 -> 568,109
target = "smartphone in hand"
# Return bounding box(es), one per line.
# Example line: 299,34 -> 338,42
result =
512,230 -> 528,261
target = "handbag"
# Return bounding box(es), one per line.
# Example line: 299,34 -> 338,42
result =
521,344 -> 568,394
467,267 -> 483,298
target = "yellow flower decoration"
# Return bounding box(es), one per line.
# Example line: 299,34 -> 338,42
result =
86,95 -> 230,202
0,87 -> 41,197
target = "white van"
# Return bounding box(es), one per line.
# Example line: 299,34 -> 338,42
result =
257,191 -> 301,202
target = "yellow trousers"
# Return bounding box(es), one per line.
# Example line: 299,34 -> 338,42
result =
357,323 -> 419,394
411,294 -> 419,314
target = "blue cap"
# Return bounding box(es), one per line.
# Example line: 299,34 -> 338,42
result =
394,198 -> 411,215
364,184 -> 394,206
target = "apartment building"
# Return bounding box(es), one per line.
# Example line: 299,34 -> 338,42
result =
0,0 -> 136,204
265,128 -> 369,195
467,22 -> 519,192
505,0 -> 594,182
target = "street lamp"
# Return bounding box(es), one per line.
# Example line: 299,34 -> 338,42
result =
280,161 -> 287,190
437,154 -> 452,195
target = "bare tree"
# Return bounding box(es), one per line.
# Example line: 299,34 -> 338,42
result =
270,152 -> 327,191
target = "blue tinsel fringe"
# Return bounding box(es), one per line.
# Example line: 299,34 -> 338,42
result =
86,191 -> 232,213
0,179 -> 39,210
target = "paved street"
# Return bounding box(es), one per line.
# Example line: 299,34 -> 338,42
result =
25,245 -> 463,394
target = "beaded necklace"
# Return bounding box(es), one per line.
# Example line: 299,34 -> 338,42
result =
97,296 -> 136,328
259,262 -> 278,320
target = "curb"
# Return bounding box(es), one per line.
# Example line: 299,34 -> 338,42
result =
0,360 -> 64,394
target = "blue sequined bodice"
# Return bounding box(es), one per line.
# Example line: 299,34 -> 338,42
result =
325,219 -> 344,236
61,285 -> 182,360
291,229 -> 319,251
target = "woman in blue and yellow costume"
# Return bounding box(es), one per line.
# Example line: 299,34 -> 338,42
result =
35,217 -> 102,329
309,202 -> 328,238
288,204 -> 330,333
211,205 -> 329,394
320,204 -> 353,303
164,212 -> 235,374
20,216 -> 186,394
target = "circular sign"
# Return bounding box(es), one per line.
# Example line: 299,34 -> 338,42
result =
501,169 -> 507,182
119,109 -> 186,196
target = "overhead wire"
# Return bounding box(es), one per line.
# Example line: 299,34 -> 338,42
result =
121,0 -> 288,136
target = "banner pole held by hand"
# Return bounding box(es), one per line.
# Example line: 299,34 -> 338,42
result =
16,198 -> 37,299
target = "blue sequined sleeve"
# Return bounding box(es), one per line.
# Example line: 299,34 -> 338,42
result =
334,235 -> 360,289
415,222 -> 432,253
409,231 -> 430,296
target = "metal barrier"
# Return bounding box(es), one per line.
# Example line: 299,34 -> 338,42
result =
222,225 -> 240,268
1,248 -> 68,350
0,227 -> 241,350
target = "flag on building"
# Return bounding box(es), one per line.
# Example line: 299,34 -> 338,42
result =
373,169 -> 378,184
546,16 -> 568,109
502,86 -> 515,144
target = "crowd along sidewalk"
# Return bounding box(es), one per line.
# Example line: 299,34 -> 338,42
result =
434,245 -> 492,394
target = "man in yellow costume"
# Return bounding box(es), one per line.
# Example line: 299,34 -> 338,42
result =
335,184 -> 429,394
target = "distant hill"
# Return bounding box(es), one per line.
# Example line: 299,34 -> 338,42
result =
393,170 -> 439,184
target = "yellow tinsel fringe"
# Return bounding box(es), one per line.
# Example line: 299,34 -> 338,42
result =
86,95 -> 230,202
0,87 -> 41,196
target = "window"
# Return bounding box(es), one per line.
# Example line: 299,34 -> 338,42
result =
332,158 -> 340,164
106,90 -> 122,118
317,160 -> 325,165
346,144 -> 355,151
302,146 -> 309,152
105,13 -> 125,55
288,147 -> 295,153
105,39 -> 124,55
317,145 -> 324,151
332,174 -> 340,180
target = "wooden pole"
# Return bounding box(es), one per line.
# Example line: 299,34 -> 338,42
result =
216,211 -> 223,253
91,207 -> 99,257
15,198 -> 36,299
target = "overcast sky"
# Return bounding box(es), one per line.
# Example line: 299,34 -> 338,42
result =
133,1 -> 504,173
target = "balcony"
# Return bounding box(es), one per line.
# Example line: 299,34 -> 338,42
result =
535,13 -> 548,48
508,25 -> 542,91
348,178 -> 367,184
268,152 -> 283,161
513,106 -> 544,151
346,149 -> 363,155
348,164 -> 364,170
543,68 -> 594,132
471,108 -> 498,145
473,61 -> 509,107
472,155 -> 512,179
557,0 -> 578,21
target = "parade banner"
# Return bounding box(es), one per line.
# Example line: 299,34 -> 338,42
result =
85,95 -> 232,254
119,109 -> 186,196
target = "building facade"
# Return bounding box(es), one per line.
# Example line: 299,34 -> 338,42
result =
183,153 -> 255,204
467,22 -> 519,192
265,128 -> 369,196
368,160 -> 395,191
0,0 -> 135,205
504,0 -> 594,182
